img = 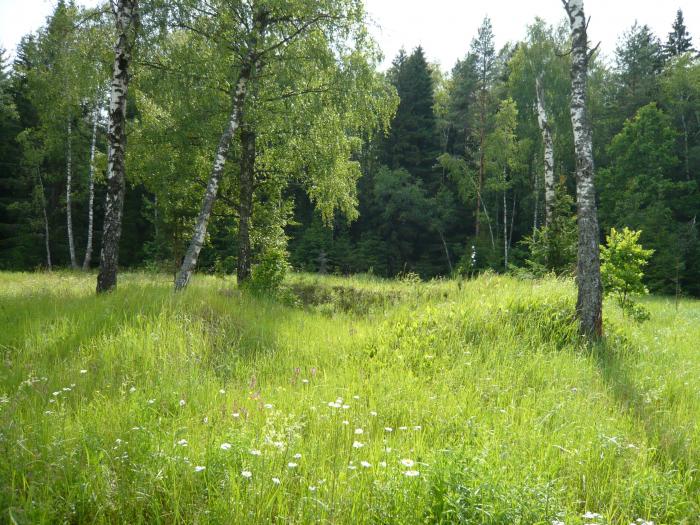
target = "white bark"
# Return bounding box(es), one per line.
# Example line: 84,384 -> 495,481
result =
174,73 -> 250,290
563,0 -> 603,338
535,75 -> 555,226
66,120 -> 78,269
83,104 -> 99,271
97,0 -> 138,293
503,168 -> 508,269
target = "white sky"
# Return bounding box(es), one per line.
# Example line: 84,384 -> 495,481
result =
1,0 -> 698,70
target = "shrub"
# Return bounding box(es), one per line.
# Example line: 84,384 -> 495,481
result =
600,227 -> 654,322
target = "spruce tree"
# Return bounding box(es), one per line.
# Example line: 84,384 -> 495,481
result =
665,9 -> 695,58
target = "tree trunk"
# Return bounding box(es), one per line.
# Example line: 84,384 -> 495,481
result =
66,120 -> 78,269
174,69 -> 251,291
563,0 -> 603,338
83,104 -> 99,271
535,75 -> 555,226
681,113 -> 690,181
97,0 -> 138,293
503,168 -> 508,269
236,127 -> 256,284
36,169 -> 52,271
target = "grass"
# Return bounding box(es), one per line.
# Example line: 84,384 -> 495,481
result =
0,270 -> 699,524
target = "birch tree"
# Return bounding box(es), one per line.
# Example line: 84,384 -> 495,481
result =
562,0 -> 603,338
97,0 -> 139,293
535,75 -> 555,226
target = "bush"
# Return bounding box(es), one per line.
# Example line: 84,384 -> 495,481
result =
601,227 -> 654,322
247,246 -> 289,297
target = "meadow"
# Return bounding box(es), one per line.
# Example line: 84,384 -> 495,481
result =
1,271 -> 699,524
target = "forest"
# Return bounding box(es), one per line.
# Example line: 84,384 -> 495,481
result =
1,0 -> 700,523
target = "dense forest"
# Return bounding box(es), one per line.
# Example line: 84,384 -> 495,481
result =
1,1 -> 699,296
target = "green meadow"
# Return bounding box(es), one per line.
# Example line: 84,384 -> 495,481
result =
1,271 -> 699,524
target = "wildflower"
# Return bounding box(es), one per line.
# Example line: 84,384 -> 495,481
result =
353,395 -> 360,400
582,512 -> 602,520
250,449 -> 262,456
342,420 -> 350,425
80,370 -> 87,374
194,466 -> 206,472
48,399 -> 55,403
293,453 -> 302,459
179,399 -> 186,407
129,386 -> 136,393
241,470 -> 252,479
360,461 -> 371,468
203,417 -> 209,424
342,404 -> 350,409
62,387 -> 71,392
309,485 -> 317,491
404,470 -> 420,477
379,461 -> 387,467
302,379 -> 309,384
552,521 -> 565,525
272,477 -> 280,484
287,462 -> 298,468
413,425 -> 422,431
633,520 -> 654,525
352,441 -> 364,449
384,427 -> 393,432
370,411 -> 377,416
220,443 -> 232,451
52,392 -> 60,396
400,459 -> 415,467
347,465 -> 357,470
354,428 -> 363,435
232,412 -> 240,418
176,439 -> 188,447
399,426 -> 408,431
328,402 -> 341,409
264,403 -> 273,409
147,399 -> 155,405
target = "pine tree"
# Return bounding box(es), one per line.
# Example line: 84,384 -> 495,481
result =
665,9 -> 695,58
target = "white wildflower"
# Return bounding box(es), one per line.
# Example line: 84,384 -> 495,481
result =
179,399 -> 186,407
271,477 -> 280,484
287,462 -> 298,468
194,466 -> 206,472
250,449 -> 262,456
360,461 -> 371,468
264,403 -> 273,409
384,427 -> 393,432
293,453 -> 302,459
129,386 -> 136,393
582,512 -> 602,520
354,428 -> 363,435
220,443 -> 232,451
342,420 -> 350,425
79,370 -> 88,374
176,439 -> 188,447
370,411 -> 377,416
404,470 -> 420,477
401,459 -> 415,467
241,470 -> 252,479
352,441 -> 364,449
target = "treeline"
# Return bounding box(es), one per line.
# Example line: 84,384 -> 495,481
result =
0,2 -> 699,296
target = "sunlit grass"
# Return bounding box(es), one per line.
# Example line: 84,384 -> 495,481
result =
1,271 -> 698,523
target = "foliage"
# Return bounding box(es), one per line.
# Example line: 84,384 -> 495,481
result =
601,227 -> 655,322
247,245 -> 290,298
522,182 -> 577,275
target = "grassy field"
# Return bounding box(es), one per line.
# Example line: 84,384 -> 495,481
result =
1,271 -> 699,524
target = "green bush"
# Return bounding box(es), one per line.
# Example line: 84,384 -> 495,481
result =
601,227 -> 654,322
247,246 -> 290,297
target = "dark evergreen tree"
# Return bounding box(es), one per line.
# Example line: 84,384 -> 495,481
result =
664,9 -> 695,58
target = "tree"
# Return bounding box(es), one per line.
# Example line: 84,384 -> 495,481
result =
97,0 -> 139,293
664,9 -> 695,58
601,227 -> 654,322
562,0 -> 603,338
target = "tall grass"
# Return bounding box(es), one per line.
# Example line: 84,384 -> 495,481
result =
0,271 -> 698,524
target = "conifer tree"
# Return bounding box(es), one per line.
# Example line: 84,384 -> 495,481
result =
665,9 -> 695,58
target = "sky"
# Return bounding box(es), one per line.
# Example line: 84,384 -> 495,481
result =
1,0 -> 698,70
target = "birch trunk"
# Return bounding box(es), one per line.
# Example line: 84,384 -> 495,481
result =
503,168 -> 508,269
97,0 -> 138,293
66,120 -> 78,269
174,69 -> 251,291
535,75 -> 555,226
83,104 -> 99,270
563,0 -> 603,338
236,127 -> 256,284
36,169 -> 52,271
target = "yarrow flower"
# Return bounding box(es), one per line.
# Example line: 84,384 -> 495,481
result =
401,459 -> 415,467
250,449 -> 262,456
272,477 -> 280,484
360,461 -> 371,468
241,470 -> 252,479
264,403 -> 273,409
287,462 -> 298,468
293,453 -> 302,459
220,443 -> 232,451
80,369 -> 88,374
179,399 -> 186,407
384,427 -> 393,432
404,470 -> 420,477
176,439 -> 188,447
194,466 -> 206,472
352,441 -> 364,449
354,428 -> 363,435
582,512 -> 602,520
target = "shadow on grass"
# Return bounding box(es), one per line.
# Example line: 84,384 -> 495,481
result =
592,334 -> 698,493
